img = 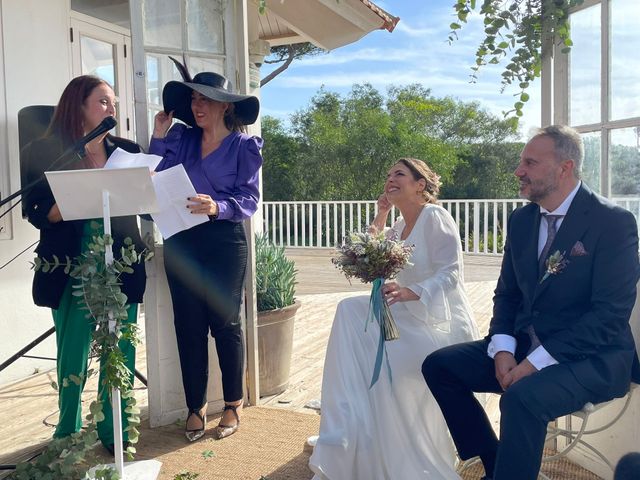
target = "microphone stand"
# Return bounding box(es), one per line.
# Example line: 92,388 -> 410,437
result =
1,117 -> 117,214
0,145 -> 84,218
1,144 -> 85,208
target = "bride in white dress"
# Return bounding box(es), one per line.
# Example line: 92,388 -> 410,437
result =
309,158 -> 480,480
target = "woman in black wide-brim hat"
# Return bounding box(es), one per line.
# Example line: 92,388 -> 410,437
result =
150,60 -> 263,442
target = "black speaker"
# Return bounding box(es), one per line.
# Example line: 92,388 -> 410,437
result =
18,105 -> 54,218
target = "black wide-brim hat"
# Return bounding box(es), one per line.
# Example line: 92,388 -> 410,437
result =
162,72 -> 260,127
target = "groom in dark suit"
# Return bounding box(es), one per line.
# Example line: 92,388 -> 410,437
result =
423,125 -> 640,480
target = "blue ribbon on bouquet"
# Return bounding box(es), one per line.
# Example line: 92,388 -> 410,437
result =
365,277 -> 394,388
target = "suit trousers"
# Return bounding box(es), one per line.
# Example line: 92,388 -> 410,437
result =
423,340 -> 594,480
52,281 -> 138,447
164,220 -> 247,410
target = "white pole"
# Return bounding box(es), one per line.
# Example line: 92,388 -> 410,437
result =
102,189 -> 125,477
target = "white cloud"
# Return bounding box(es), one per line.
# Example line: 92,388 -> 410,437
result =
261,107 -> 294,119
260,0 -> 545,140
296,47 -> 424,66
394,21 -> 439,38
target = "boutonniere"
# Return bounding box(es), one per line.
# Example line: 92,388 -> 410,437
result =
541,250 -> 570,283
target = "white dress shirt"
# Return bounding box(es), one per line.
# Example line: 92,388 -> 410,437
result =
487,181 -> 582,370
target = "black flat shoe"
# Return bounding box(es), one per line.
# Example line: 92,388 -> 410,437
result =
185,409 -> 206,442
213,403 -> 241,440
104,441 -> 130,456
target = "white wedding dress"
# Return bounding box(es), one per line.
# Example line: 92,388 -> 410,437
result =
309,204 -> 480,480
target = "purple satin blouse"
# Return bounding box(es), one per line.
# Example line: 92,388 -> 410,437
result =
150,123 -> 263,222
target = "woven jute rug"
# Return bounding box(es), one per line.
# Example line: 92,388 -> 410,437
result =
9,404 -> 600,480
123,405 -> 601,480
458,449 -> 602,479
129,406 -> 321,480
110,406 -> 602,480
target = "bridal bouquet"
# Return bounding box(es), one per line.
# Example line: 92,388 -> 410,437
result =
332,230 -> 414,386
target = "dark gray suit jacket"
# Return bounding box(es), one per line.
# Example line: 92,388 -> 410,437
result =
489,183 -> 640,400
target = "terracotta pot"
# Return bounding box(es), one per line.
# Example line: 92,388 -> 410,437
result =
257,300 -> 301,397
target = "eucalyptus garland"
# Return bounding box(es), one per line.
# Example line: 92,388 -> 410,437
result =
11,222 -> 152,480
449,0 -> 585,117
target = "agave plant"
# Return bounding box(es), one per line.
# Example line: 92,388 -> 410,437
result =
255,234 -> 297,312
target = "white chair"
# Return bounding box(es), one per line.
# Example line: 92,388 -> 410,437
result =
539,383 -> 637,479
457,384 -> 637,479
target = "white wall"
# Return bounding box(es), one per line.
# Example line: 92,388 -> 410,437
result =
0,0 -> 72,385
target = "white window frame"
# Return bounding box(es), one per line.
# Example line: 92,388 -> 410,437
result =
550,0 -> 640,197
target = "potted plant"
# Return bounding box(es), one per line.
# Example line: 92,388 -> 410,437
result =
255,234 -> 300,397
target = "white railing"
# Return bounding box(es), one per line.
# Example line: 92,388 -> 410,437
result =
261,197 -> 640,255
261,199 -> 528,255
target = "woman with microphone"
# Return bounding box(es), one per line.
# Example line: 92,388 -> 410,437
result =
22,75 -> 147,454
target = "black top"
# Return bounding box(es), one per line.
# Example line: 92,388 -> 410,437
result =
23,134 -> 147,309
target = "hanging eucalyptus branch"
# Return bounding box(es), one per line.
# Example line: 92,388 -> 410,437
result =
449,0 -> 584,117
11,222 -> 153,480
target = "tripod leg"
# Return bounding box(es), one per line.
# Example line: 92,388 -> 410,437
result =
134,368 -> 147,386
0,327 -> 56,373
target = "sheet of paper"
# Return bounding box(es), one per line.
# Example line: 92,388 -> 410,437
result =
150,164 -> 208,239
104,147 -> 162,172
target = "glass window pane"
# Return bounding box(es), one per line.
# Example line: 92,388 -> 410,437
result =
146,54 -> 161,106
581,131 -> 601,194
143,0 -> 181,49
187,0 -> 224,54
80,36 -> 122,134
610,0 -> 640,121
570,5 -> 601,126
146,54 -> 185,106
188,57 -> 225,76
80,36 -> 116,88
610,127 -> 640,201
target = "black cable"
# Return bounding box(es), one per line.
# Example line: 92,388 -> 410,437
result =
0,240 -> 38,271
0,199 -> 21,222
0,447 -> 46,471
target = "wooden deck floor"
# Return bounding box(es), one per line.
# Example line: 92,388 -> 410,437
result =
0,251 -> 500,469
1,252 -> 599,479
261,250 -> 498,411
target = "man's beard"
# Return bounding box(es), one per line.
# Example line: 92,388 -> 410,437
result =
519,176 -> 558,204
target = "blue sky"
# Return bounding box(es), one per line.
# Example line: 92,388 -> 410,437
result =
259,0 -> 541,140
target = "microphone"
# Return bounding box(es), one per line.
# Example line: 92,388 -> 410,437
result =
0,117 -> 118,212
75,116 -> 117,153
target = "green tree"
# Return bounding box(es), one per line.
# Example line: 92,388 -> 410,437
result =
261,116 -> 301,201
611,143 -> 640,196
289,84 -> 459,201
261,84 -> 521,201
442,142 -> 523,199
261,43 -> 325,87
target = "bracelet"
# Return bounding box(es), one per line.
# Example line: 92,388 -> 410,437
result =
208,213 -> 218,221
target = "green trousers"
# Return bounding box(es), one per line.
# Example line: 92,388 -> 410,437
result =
52,276 -> 138,447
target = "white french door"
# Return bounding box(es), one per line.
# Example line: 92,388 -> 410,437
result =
70,12 -> 134,140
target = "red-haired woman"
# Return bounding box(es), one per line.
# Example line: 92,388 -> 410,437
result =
23,75 -> 146,453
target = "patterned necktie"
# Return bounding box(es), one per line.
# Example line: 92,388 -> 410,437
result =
538,214 -> 562,276
528,214 -> 562,353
